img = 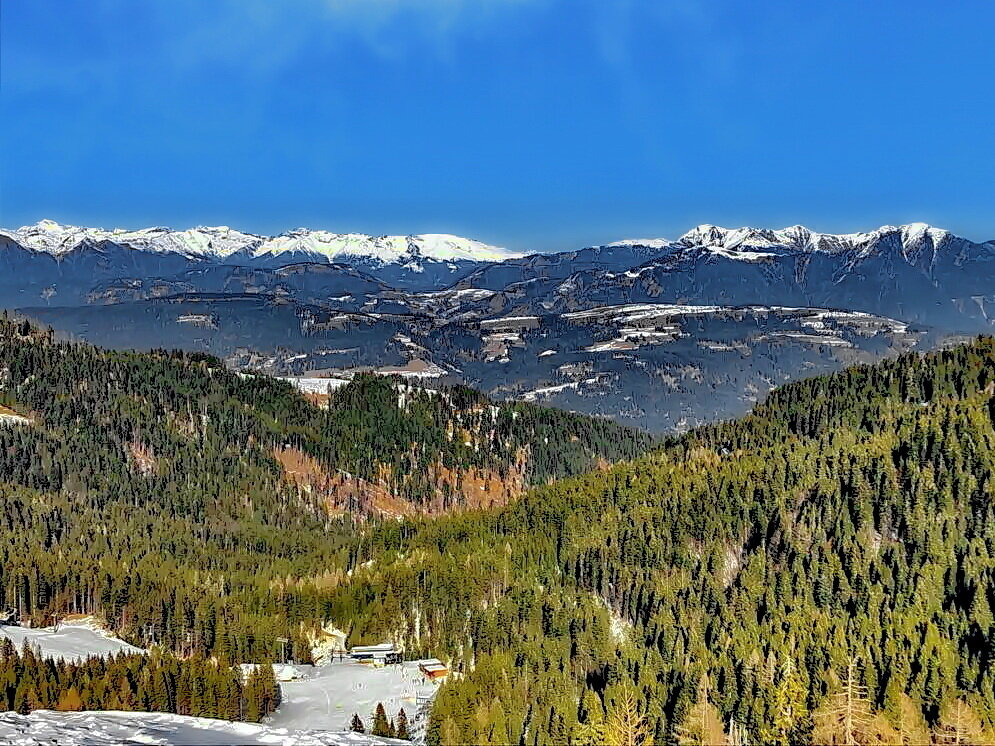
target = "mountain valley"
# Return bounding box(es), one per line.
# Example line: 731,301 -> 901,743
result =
6,317 -> 995,743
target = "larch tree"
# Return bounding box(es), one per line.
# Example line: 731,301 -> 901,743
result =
675,674 -> 726,746
934,698 -> 987,745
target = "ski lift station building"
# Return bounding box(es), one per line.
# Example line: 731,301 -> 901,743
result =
349,642 -> 402,664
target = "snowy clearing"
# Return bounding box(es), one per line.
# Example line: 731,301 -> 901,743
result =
0,710 -> 403,746
266,659 -> 438,736
279,377 -> 352,395
0,619 -> 143,661
0,405 -> 31,426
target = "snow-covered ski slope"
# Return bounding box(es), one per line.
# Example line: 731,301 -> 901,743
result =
0,710 -> 404,745
266,659 -> 438,734
0,625 -> 438,744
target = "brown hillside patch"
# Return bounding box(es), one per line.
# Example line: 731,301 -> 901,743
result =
422,449 -> 529,512
273,444 -> 533,518
273,446 -> 417,518
128,442 -> 158,477
0,404 -> 33,425
274,446 -> 327,488
303,391 -> 331,408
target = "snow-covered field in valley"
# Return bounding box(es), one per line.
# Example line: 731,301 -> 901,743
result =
0,619 -> 143,661
0,710 -> 404,745
266,660 -> 438,736
0,620 -> 440,743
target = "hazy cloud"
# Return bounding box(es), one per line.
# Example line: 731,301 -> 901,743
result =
148,0 -> 549,71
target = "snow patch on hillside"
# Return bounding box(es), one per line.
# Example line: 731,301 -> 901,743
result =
280,377 -> 352,395
0,618 -> 143,661
267,659 -> 438,735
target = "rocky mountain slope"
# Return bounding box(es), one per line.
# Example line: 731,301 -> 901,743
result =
454,222 -> 995,329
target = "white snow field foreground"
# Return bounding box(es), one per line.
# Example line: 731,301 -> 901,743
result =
0,621 -> 440,744
266,659 -> 438,737
0,619 -> 143,661
0,710 -> 404,746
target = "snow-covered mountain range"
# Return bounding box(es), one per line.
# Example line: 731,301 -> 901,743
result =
2,218 -> 993,430
3,219 -> 518,289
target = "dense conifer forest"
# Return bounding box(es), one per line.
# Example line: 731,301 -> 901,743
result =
5,314 -> 995,744
0,640 -> 280,723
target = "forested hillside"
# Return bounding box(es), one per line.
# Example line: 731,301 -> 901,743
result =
7,312 -> 995,744
0,316 -> 648,656
333,337 -> 995,745
305,372 -> 654,510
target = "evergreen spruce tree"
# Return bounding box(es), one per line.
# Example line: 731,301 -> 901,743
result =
372,701 -> 391,737
396,708 -> 411,741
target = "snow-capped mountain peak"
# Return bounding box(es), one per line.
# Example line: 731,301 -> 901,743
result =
252,230 -> 519,266
5,220 -> 263,258
897,222 -> 950,247
676,222 -> 955,254
3,220 -> 519,266
597,223 -> 970,268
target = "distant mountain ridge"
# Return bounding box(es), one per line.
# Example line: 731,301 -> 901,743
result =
456,221 -> 995,330
2,219 -> 520,290
9,217 -> 987,258
3,218 -> 994,431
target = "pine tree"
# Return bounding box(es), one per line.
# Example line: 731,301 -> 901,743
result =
890,694 -> 931,746
396,708 -> 411,741
56,686 -> 83,712
604,685 -> 650,746
13,682 -> 31,715
350,713 -> 365,733
762,657 -> 808,746
573,688 -> 607,746
372,701 -> 391,736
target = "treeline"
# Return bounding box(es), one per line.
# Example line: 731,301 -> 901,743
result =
0,639 -> 279,722
350,702 -> 412,740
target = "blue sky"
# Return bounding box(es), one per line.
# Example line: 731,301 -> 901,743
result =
2,0 -> 993,251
